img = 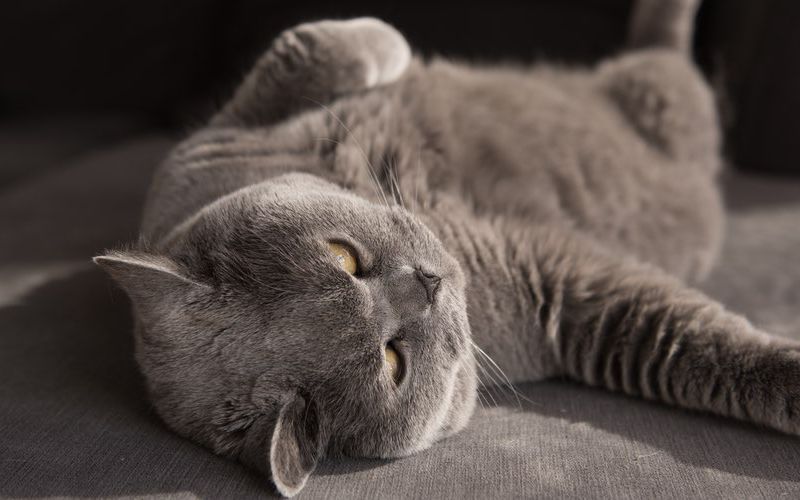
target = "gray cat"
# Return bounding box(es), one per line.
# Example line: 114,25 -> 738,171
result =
95,0 -> 800,496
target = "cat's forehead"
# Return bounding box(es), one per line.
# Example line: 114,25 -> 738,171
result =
207,179 -> 436,250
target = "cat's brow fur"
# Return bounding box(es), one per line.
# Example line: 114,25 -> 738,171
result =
96,3 -> 800,497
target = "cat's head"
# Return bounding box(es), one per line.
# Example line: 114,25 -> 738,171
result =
95,173 -> 476,496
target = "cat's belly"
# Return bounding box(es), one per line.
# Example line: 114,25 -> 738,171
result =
420,60 -> 723,280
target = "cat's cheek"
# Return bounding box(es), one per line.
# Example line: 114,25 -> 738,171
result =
439,357 -> 479,438
405,355 -> 477,454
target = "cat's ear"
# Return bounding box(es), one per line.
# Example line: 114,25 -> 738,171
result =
242,393 -> 326,497
270,393 -> 325,497
93,251 -> 209,321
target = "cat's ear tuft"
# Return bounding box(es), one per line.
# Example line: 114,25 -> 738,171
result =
269,393 -> 325,497
93,251 -> 208,314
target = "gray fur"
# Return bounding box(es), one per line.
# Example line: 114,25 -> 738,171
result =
95,9 -> 799,497
629,0 -> 701,53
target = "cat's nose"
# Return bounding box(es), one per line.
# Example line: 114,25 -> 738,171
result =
415,268 -> 441,303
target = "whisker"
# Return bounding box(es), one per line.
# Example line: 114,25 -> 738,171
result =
474,381 -> 488,409
390,160 -> 405,209
376,148 -> 404,209
316,136 -> 386,205
472,340 -> 540,408
413,143 -> 422,213
303,96 -> 390,207
473,357 -> 500,407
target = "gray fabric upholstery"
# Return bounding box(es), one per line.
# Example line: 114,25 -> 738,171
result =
2,120 -> 800,498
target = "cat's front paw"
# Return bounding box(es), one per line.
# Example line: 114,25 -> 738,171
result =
736,346 -> 800,437
275,18 -> 411,93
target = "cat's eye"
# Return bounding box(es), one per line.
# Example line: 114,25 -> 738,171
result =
385,343 -> 403,385
328,242 -> 358,275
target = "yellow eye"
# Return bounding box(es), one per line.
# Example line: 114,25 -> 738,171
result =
385,344 -> 402,384
328,242 -> 358,275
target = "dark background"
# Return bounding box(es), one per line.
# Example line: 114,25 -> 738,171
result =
1,0 -> 798,179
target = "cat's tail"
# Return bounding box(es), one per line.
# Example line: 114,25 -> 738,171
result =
628,0 -> 701,54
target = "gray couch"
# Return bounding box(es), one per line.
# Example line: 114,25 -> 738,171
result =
1,115 -> 799,498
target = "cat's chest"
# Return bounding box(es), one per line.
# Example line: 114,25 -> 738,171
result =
313,83 -> 575,222
308,93 -> 450,210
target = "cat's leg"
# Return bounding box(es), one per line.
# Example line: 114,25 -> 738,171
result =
522,226 -> 800,436
604,0 -> 719,165
628,0 -> 701,53
212,18 -> 411,128
599,49 -> 720,166
432,209 -> 800,435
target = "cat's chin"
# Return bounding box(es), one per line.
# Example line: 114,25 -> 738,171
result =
435,354 -> 478,439
396,353 -> 477,457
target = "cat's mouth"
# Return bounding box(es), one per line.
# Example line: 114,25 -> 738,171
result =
384,339 -> 406,387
